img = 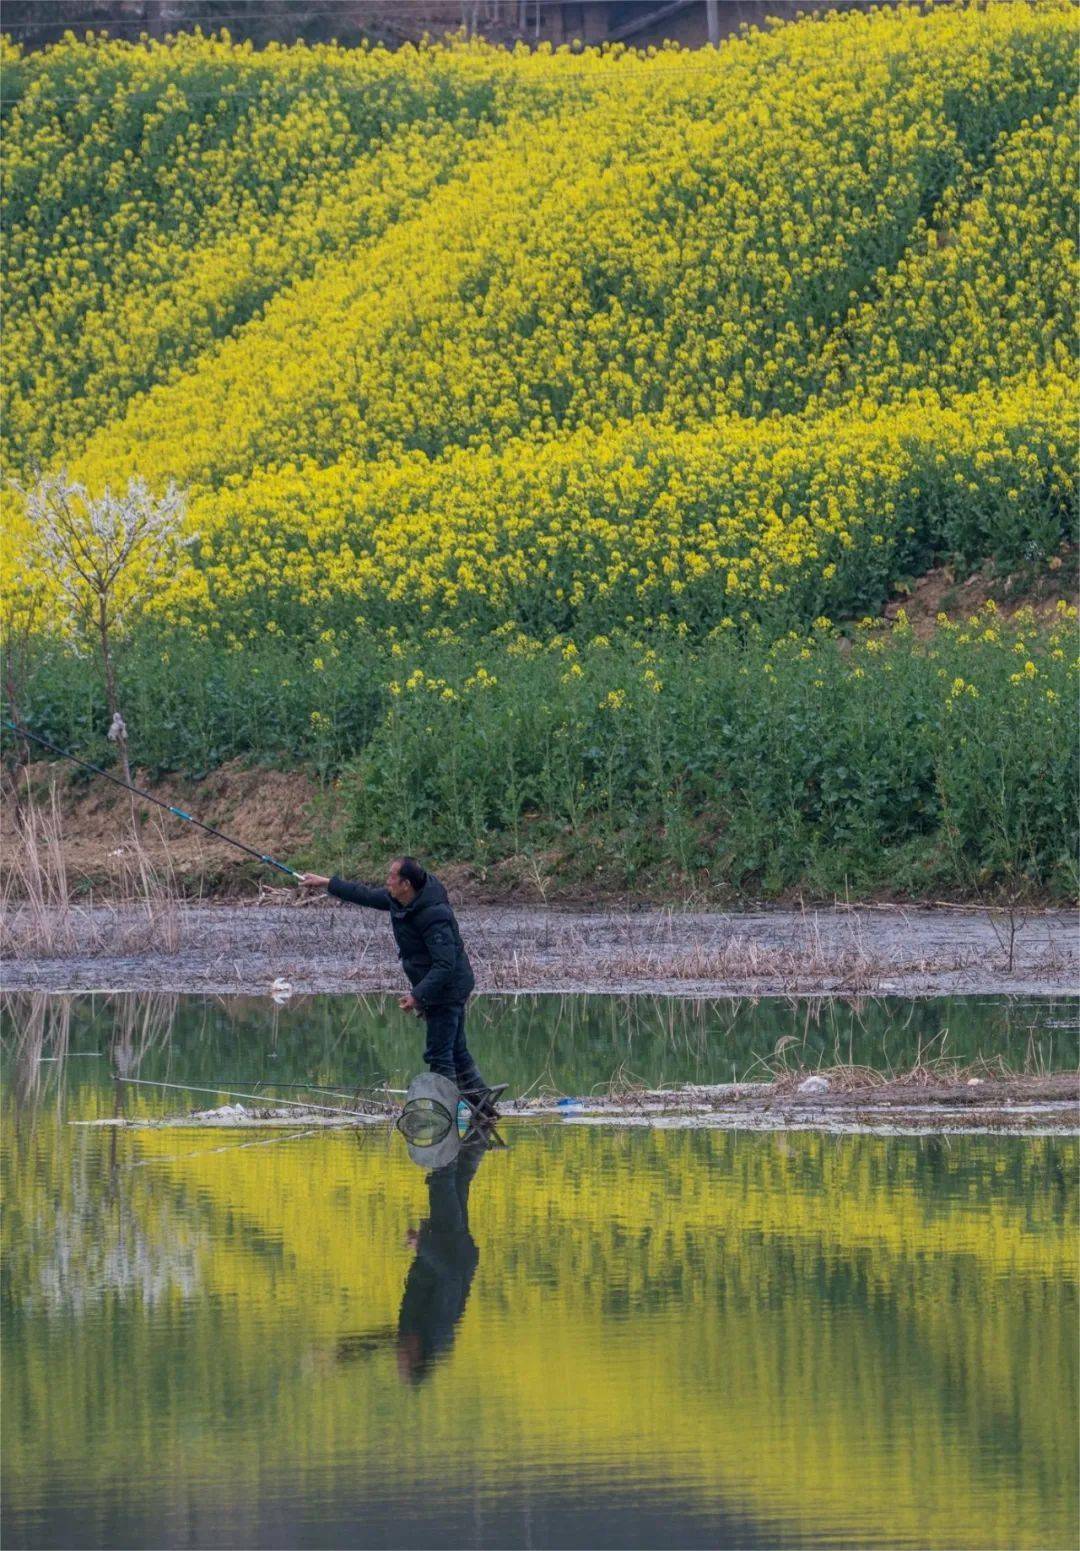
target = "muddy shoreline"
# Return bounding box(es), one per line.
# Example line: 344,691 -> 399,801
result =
2,900 -> 1077,998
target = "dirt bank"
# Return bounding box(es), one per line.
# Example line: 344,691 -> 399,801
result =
881,552 -> 1076,636
3,899 -> 1076,998
1,759 -> 323,896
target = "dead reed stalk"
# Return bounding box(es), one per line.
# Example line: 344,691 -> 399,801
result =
0,780 -> 82,955
0,786 -> 189,958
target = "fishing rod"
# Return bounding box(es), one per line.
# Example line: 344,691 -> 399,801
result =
227,1079 -> 409,1100
115,1075 -> 376,1118
3,719 -> 302,881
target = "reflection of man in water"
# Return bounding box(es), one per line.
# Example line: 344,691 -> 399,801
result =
397,1145 -> 485,1385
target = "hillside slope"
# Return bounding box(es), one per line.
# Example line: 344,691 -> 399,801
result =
2,3 -> 1076,641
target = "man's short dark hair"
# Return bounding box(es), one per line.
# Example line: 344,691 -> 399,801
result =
396,857 -> 427,891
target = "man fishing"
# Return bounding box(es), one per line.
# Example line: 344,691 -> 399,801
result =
300,858 -> 494,1110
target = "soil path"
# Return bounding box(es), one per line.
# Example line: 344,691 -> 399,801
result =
2,901 -> 1077,998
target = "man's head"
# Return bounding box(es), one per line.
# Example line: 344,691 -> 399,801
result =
387,856 -> 427,904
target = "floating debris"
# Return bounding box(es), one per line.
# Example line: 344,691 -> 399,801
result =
527,1072 -> 1079,1136
797,1075 -> 831,1095
69,1073 -> 1079,1138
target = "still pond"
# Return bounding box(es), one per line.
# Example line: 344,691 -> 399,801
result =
2,992 -> 1077,1550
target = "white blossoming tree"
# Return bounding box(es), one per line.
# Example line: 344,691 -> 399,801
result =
19,473 -> 190,788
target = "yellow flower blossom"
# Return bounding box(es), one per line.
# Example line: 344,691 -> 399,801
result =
1,7 -> 1075,644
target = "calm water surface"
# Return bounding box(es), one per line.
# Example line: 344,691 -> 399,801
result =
2,992 -> 1077,1550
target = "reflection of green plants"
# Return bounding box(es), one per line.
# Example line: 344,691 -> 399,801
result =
2,991 -> 1075,1104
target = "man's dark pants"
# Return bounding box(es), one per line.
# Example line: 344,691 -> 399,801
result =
422,1002 -> 487,1095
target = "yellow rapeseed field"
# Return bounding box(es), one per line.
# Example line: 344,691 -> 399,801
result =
2,0 -> 1076,639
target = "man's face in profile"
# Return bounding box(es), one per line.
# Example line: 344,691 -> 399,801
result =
386,860 -> 416,904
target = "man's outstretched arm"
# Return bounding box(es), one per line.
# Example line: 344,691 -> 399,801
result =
300,874 -> 393,910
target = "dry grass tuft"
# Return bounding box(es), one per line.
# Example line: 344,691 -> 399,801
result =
0,786 -> 188,959
751,1023 -> 1076,1090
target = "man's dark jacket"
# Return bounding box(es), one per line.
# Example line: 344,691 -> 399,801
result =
327,871 -> 475,1010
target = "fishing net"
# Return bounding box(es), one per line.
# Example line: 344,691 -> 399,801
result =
396,1072 -> 468,1162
